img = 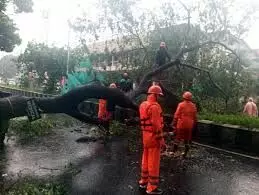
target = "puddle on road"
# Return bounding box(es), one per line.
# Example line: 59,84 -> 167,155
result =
0,125 -> 104,179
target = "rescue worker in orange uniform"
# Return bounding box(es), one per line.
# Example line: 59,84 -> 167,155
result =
172,91 -> 197,158
98,99 -> 107,120
139,85 -> 165,195
98,83 -> 117,135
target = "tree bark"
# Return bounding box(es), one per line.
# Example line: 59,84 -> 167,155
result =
0,85 -> 138,120
0,85 -> 139,142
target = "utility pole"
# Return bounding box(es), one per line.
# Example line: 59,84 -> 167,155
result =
42,9 -> 50,45
66,20 -> 71,75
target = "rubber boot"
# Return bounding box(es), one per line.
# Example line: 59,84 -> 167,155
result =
146,188 -> 163,194
183,144 -> 190,158
172,143 -> 178,153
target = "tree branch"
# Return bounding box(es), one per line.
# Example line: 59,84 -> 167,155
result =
129,59 -> 181,99
130,40 -> 235,99
180,63 -> 227,97
176,0 -> 191,49
179,41 -> 240,60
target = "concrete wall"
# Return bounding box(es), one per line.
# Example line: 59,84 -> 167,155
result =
195,120 -> 259,155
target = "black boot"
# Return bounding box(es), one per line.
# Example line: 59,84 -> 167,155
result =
183,144 -> 190,158
146,188 -> 163,194
138,183 -> 147,190
172,143 -> 178,153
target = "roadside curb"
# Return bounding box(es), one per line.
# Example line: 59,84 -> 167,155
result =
192,141 -> 259,161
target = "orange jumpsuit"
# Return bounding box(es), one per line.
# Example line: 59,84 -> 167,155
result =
174,100 -> 197,141
98,99 -> 108,120
139,95 -> 164,193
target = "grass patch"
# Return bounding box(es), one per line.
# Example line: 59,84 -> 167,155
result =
127,128 -> 140,153
109,121 -> 126,136
199,113 -> 259,129
8,114 -> 82,141
109,121 -> 140,153
5,181 -> 68,195
44,114 -> 82,128
9,118 -> 54,138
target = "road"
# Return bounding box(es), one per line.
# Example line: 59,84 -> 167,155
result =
0,125 -> 258,195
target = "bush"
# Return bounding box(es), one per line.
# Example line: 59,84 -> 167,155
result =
9,118 -> 54,138
199,113 -> 259,129
8,114 -> 81,141
127,128 -> 140,153
109,121 -> 126,136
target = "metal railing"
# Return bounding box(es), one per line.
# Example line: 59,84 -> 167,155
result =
0,85 -> 56,98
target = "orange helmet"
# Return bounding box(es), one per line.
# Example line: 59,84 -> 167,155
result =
183,91 -> 192,100
148,85 -> 163,96
109,83 -> 117,88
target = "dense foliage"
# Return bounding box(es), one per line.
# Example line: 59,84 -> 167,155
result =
8,0 -> 259,113
72,0 -> 258,113
0,55 -> 17,79
199,113 -> 259,129
0,0 -> 33,52
17,43 -> 86,93
8,114 -> 81,142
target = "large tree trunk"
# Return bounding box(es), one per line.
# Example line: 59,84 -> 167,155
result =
0,85 -> 139,143
0,85 -> 138,119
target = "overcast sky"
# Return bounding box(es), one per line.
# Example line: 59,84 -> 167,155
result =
0,0 -> 258,58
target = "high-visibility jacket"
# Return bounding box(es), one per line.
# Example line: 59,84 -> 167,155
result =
174,100 -> 197,130
139,95 -> 164,148
98,99 -> 107,120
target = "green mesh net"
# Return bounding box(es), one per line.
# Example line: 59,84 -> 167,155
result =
61,58 -> 106,95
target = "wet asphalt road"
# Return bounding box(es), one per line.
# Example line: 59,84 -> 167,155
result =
0,126 -> 258,195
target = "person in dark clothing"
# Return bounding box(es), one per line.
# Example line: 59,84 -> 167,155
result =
119,72 -> 133,93
105,83 -> 117,118
153,42 -> 171,84
155,42 -> 171,67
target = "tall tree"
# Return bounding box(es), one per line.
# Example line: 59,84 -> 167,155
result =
0,0 -> 33,52
0,55 -> 17,78
72,0 -> 258,112
17,42 -> 80,93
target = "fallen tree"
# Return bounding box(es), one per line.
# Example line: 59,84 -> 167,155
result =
0,41 -> 233,145
0,85 -> 138,144
0,13 -> 241,145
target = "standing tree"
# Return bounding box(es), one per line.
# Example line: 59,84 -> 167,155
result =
0,55 -> 17,79
17,42 -> 83,93
71,0 -> 258,112
0,0 -> 33,52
